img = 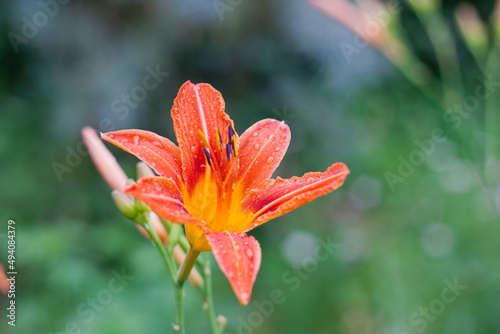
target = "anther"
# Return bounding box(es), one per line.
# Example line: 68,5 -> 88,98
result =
202,147 -> 212,166
215,130 -> 223,151
228,124 -> 235,144
225,142 -> 232,160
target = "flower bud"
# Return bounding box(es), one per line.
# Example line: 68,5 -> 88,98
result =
216,315 -> 227,326
111,190 -> 137,219
137,162 -> 156,178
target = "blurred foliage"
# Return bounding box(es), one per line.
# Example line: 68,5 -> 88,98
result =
1,0 -> 499,333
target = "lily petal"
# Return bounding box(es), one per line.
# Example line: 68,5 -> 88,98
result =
237,119 -> 290,190
206,232 -> 261,305
102,130 -> 182,185
171,81 -> 236,190
125,177 -> 209,232
242,163 -> 349,232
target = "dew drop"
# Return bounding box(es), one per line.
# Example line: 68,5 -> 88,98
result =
133,135 -> 140,145
274,146 -> 281,151
121,139 -> 129,143
151,162 -> 156,167
269,134 -> 275,139
252,131 -> 258,137
279,124 -> 287,131
108,134 -> 114,139
189,130 -> 194,137
238,232 -> 246,238
267,157 -> 274,163
307,177 -> 314,182
200,164 -> 206,168
253,144 -> 260,150
191,146 -> 196,153
155,186 -> 162,192
281,133 -> 287,139
152,141 -> 162,147
245,249 -> 253,257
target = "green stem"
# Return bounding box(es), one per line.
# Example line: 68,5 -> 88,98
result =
137,212 -> 186,333
140,213 -> 177,283
202,253 -> 220,334
178,247 -> 201,284
174,282 -> 185,334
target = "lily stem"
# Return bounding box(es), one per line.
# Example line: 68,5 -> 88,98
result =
140,213 -> 177,283
138,212 -> 186,333
174,281 -> 185,334
202,253 -> 221,334
178,247 -> 201,284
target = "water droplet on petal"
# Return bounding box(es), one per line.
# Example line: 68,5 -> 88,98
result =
252,131 -> 258,137
152,141 -> 162,147
245,249 -> 253,257
108,134 -> 115,139
133,135 -> 140,145
269,134 -> 275,139
238,232 -> 246,238
281,133 -> 287,139
267,157 -> 274,163
121,139 -> 129,143
191,146 -> 196,153
274,146 -> 281,151
254,144 -> 260,150
189,130 -> 194,137
307,177 -> 314,182
279,124 -> 287,131
151,162 -> 156,167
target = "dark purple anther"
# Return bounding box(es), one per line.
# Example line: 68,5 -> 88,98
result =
226,142 -> 232,160
202,147 -> 212,166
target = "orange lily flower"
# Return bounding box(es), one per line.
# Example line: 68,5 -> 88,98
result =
101,81 -> 349,305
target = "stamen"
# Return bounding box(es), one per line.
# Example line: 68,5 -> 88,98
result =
215,130 -> 223,151
202,147 -> 212,166
197,129 -> 210,148
225,142 -> 232,160
228,124 -> 235,144
232,137 -> 238,157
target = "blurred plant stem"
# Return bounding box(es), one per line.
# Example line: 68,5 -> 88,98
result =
136,212 -> 186,333
200,252 -> 226,334
485,49 -> 500,189
409,3 -> 464,107
142,212 -> 224,333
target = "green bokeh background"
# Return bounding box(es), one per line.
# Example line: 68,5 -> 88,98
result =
1,0 -> 499,333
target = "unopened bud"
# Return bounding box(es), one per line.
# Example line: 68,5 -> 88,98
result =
216,315 -> 227,326
112,190 -> 137,219
137,162 -> 156,178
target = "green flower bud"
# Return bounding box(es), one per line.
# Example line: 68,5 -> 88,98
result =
111,190 -> 137,219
